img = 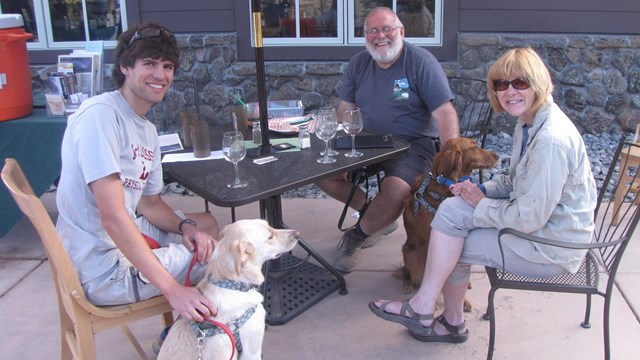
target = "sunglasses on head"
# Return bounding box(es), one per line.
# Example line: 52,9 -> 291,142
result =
128,26 -> 176,47
492,78 -> 531,91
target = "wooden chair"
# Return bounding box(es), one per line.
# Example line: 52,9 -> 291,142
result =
482,138 -> 640,360
613,123 -> 640,224
1,158 -> 174,360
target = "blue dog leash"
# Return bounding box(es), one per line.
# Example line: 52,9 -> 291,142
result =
436,175 -> 487,194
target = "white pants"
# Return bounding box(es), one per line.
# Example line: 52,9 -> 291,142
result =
83,211 -> 207,306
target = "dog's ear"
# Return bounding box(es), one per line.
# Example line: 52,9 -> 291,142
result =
433,147 -> 464,180
232,240 -> 256,275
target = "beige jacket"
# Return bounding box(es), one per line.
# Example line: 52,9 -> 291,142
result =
474,98 -> 597,273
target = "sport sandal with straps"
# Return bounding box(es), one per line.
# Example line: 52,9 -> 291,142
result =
368,300 -> 469,343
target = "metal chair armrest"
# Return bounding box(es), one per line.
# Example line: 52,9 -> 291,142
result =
495,228 -> 626,275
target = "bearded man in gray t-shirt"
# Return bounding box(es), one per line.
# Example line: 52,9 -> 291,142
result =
316,7 -> 459,273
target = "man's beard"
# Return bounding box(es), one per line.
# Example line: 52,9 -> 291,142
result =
366,38 -> 403,63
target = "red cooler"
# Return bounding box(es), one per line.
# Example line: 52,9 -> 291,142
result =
0,14 -> 34,121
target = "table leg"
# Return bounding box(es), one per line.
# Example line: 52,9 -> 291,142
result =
259,195 -> 348,325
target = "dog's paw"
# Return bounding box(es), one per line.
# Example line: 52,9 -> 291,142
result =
463,298 -> 473,313
402,282 -> 415,294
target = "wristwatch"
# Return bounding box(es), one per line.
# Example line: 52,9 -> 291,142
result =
178,218 -> 197,235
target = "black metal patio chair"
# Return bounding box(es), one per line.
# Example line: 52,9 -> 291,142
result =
483,137 -> 640,360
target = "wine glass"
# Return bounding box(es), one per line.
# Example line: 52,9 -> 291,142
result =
222,131 -> 249,188
343,107 -> 364,157
315,112 -> 339,164
318,106 -> 339,157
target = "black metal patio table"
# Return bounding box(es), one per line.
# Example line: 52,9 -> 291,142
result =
162,134 -> 409,325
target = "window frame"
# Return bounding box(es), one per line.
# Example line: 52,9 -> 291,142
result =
257,0 -> 444,48
0,0 -> 128,51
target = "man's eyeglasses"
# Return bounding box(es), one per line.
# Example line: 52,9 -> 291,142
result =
364,26 -> 400,37
128,26 -> 176,47
492,78 -> 531,91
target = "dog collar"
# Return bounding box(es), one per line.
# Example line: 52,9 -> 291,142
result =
208,274 -> 258,292
437,175 -> 487,194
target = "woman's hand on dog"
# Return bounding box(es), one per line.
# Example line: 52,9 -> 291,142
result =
165,282 -> 218,322
181,227 -> 218,264
450,179 -> 485,208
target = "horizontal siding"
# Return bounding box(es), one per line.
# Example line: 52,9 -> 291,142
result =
137,0 -> 237,33
460,0 -> 640,11
138,0 -> 235,11
459,0 -> 640,34
139,10 -> 236,33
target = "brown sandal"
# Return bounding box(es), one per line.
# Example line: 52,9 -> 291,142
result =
409,315 -> 469,343
368,300 -> 433,334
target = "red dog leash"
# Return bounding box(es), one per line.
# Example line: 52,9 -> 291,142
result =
142,232 -> 199,286
195,318 -> 237,360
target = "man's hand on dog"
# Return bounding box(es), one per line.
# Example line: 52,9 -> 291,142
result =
450,179 -> 485,208
165,283 -> 217,322
181,227 -> 217,264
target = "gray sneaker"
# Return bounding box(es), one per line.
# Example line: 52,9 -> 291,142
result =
334,228 -> 367,273
361,220 -> 399,249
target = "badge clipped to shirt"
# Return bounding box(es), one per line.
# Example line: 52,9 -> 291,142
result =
393,78 -> 410,101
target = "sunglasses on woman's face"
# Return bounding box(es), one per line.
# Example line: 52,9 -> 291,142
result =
128,26 -> 176,47
492,78 -> 531,91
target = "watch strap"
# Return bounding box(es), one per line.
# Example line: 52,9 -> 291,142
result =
178,218 -> 197,235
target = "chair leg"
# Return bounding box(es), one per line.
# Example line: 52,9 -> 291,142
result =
485,287 -> 498,360
612,170 -> 631,225
603,294 -> 612,360
75,318 -> 98,360
581,293 -> 592,329
59,312 -> 75,360
121,325 -> 150,360
162,311 -> 175,327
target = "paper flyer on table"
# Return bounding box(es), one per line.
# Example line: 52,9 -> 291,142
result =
161,151 -> 224,163
159,133 -> 183,153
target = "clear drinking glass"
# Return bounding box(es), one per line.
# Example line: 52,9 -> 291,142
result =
222,131 -> 249,188
315,112 -> 339,164
343,107 -> 364,157
318,106 -> 339,156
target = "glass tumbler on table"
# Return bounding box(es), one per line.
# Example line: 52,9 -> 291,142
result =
318,106 -> 339,156
343,107 -> 364,158
222,131 -> 249,188
315,112 -> 339,164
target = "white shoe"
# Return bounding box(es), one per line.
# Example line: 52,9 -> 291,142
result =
361,220 -> 399,249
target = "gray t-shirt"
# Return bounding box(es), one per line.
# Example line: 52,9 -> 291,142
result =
56,91 -> 164,283
339,42 -> 453,140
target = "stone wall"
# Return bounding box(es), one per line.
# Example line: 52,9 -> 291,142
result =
30,32 -> 640,136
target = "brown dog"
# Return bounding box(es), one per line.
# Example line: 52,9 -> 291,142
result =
395,138 -> 498,309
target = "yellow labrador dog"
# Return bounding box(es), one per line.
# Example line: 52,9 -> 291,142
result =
158,219 -> 298,360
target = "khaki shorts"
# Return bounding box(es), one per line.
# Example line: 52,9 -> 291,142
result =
379,137 -> 437,186
431,196 -> 566,284
83,211 -> 207,306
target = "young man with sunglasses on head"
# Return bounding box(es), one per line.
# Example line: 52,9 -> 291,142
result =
56,23 -> 219,325
316,7 -> 459,273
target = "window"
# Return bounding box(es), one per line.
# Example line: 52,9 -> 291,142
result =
0,0 -> 127,50
257,0 -> 442,47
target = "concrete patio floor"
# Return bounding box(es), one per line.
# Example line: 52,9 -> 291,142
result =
1,193 -> 639,359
